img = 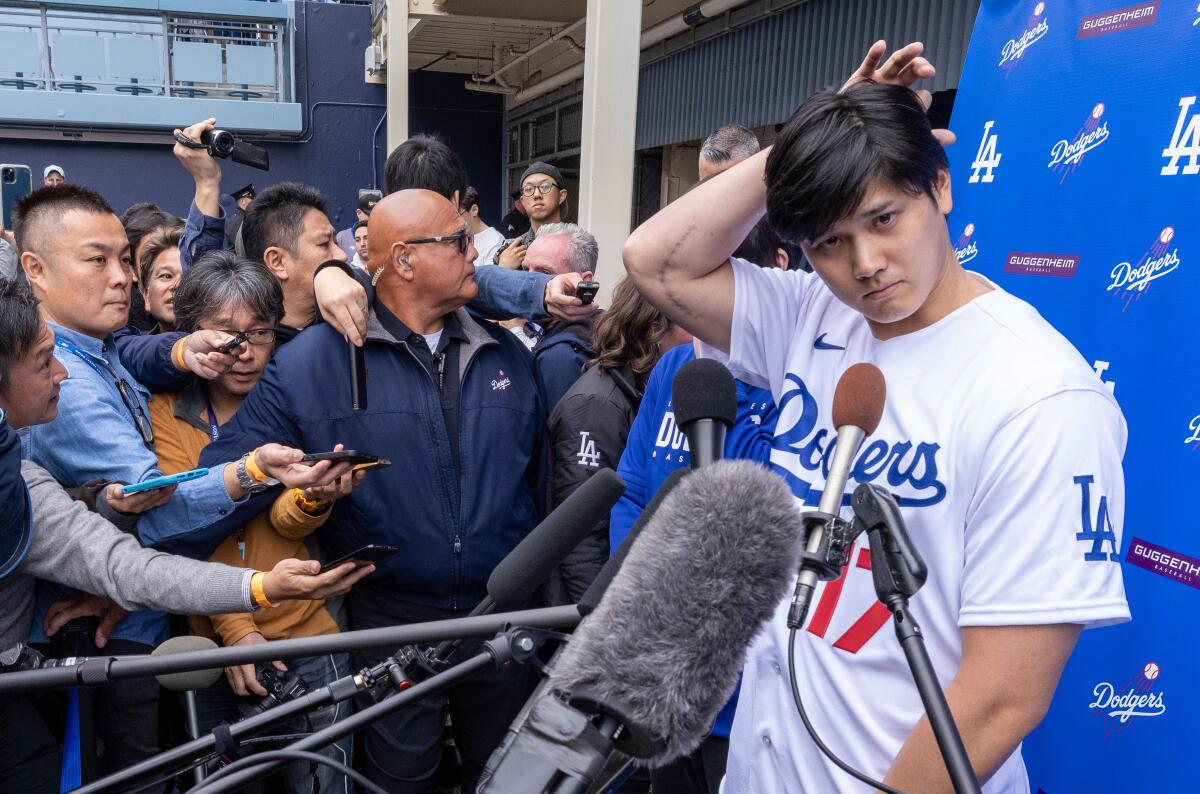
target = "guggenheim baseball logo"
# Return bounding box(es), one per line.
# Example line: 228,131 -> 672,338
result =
1077,1 -> 1159,39
999,2 -> 1049,71
1005,252 -> 1079,278
1107,226 -> 1180,310
1090,662 -> 1166,738
1048,103 -> 1109,182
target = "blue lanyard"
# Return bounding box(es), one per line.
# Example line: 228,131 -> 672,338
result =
204,400 -> 220,443
54,338 -> 113,380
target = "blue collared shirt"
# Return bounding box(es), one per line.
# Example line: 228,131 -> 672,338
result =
22,323 -> 240,645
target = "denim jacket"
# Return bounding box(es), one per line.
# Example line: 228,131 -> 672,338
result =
22,323 -> 242,645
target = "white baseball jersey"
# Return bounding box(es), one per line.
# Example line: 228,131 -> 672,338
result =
703,258 -> 1130,794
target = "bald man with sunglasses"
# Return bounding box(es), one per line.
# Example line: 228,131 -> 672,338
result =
202,189 -> 546,792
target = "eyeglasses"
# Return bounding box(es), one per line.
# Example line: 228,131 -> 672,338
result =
403,226 -> 471,255
521,182 -> 559,197
113,376 -> 156,448
216,328 -> 277,353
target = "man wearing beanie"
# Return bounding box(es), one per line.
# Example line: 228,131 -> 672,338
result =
495,161 -> 567,269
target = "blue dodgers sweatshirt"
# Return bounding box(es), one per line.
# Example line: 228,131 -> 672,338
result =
610,343 -> 778,739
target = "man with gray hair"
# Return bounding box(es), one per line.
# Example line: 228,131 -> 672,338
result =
698,123 -> 761,180
526,222 -> 599,411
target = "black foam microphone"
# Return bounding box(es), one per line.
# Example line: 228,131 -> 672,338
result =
479,461 -> 803,792
671,358 -> 737,469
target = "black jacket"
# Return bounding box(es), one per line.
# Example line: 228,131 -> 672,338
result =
542,364 -> 641,605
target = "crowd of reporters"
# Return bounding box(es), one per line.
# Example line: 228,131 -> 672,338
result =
0,119 -> 801,793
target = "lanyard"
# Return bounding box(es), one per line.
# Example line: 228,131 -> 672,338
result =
204,400 -> 220,443
54,338 -> 113,379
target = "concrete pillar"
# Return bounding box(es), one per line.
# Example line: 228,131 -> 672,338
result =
385,0 -> 408,156
577,0 -> 643,304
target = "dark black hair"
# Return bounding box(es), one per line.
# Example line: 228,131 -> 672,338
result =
733,217 -> 808,271
765,83 -> 948,244
121,202 -> 182,259
241,182 -> 329,265
459,185 -> 480,213
172,249 -> 283,334
13,184 -> 115,254
353,219 -> 368,234
0,277 -> 43,387
384,134 -> 467,200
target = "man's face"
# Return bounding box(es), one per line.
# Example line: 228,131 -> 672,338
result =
0,322 -> 68,427
800,173 -> 954,338
143,248 -> 181,329
24,209 -> 132,338
521,176 -> 565,224
237,196 -> 253,211
406,204 -> 478,311
523,233 -> 572,277
278,208 -> 346,282
201,303 -> 274,397
354,227 -> 369,262
43,172 -> 64,188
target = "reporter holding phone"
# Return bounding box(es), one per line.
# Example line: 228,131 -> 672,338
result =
148,251 -> 363,794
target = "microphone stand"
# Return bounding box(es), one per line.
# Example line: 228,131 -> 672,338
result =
850,484 -> 982,794
192,626 -> 551,794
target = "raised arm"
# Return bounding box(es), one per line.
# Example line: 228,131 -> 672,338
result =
173,117 -> 227,271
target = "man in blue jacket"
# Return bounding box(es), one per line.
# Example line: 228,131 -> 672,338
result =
201,189 -> 545,793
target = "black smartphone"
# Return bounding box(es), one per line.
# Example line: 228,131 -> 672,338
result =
301,450 -> 381,466
217,331 -> 251,355
320,544 -> 399,573
576,279 -> 599,305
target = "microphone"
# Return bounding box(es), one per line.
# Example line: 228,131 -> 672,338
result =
152,635 -> 223,692
479,461 -> 803,792
671,358 -> 737,469
786,363 -> 886,629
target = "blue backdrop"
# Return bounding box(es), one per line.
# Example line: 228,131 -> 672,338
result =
948,1 -> 1198,790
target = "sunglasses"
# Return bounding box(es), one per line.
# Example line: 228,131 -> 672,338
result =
403,226 -> 471,256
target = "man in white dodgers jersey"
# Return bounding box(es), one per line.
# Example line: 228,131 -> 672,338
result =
623,42 -> 1129,794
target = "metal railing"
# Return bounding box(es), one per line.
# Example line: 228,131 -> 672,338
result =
0,4 -> 289,102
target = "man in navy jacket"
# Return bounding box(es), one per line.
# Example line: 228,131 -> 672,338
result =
201,189 -> 544,793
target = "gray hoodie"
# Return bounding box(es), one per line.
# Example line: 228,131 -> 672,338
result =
1,460 -> 255,648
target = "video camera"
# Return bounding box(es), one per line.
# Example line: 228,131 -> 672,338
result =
173,129 -> 270,171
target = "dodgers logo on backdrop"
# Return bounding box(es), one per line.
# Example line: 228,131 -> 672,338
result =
1090,662 -> 1166,738
954,223 -> 978,264
771,374 -> 946,508
1076,1 -> 1159,39
1107,226 -> 1181,310
1186,415 -> 1200,449
1161,96 -> 1200,176
1092,360 -> 1116,394
969,122 -> 1002,183
1049,103 -> 1109,182
999,1 -> 1049,70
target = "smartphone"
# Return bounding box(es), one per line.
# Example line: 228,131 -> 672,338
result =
1,165 -> 33,231
576,279 -> 599,305
319,544 -> 399,573
301,450 -> 381,466
217,331 -> 251,355
352,459 -> 391,472
122,468 -> 209,495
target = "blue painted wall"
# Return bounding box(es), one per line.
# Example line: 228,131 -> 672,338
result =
0,2 -> 505,231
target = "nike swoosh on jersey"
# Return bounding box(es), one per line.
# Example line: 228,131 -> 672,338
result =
813,333 -> 846,351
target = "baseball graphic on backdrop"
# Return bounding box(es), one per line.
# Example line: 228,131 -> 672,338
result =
1143,662 -> 1160,681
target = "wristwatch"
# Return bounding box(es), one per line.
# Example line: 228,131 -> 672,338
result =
235,453 -> 270,495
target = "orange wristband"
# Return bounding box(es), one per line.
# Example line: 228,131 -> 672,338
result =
250,571 -> 276,608
172,337 -> 188,371
244,448 -> 269,483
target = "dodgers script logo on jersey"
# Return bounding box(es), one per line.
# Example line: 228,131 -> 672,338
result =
1107,226 -> 1180,310
999,1 -> 1049,72
771,373 -> 946,508
653,409 -> 690,464
1090,662 -> 1166,738
1048,103 -> 1109,183
955,223 -> 978,264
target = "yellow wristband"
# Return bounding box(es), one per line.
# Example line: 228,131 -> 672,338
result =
250,571 -> 277,608
172,337 -> 188,371
293,488 -> 331,515
244,448 -> 269,483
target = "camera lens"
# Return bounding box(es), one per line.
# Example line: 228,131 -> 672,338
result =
209,130 -> 236,158
1,168 -> 13,183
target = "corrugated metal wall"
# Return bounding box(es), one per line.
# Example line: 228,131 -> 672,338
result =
634,0 -> 980,150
